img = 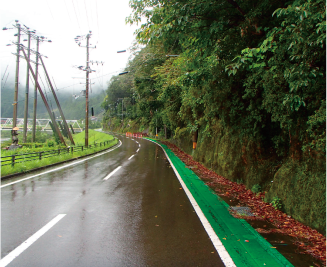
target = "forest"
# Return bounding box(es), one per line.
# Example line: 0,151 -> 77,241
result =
101,0 -> 326,234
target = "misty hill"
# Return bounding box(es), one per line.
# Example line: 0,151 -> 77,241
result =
1,82 -> 106,120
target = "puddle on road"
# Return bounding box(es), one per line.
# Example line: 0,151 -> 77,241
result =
197,176 -> 325,267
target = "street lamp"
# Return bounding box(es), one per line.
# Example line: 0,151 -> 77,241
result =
119,71 -> 129,75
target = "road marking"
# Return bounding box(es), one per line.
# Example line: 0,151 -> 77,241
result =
0,214 -> 66,267
128,155 -> 135,160
103,166 -> 122,180
1,140 -> 122,189
136,148 -> 140,153
138,144 -> 141,147
147,139 -> 236,267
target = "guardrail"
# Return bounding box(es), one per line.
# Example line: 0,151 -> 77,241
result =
1,140 -> 117,167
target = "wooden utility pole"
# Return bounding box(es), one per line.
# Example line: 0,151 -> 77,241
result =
75,31 -> 95,147
85,33 -> 90,147
32,37 -> 40,142
20,46 -> 66,146
39,56 -> 75,145
13,21 -> 21,128
23,30 -> 31,142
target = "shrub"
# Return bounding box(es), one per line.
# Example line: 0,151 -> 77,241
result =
47,140 -> 55,147
251,184 -> 261,194
271,196 -> 283,210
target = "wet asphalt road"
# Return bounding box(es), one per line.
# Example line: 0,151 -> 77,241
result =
1,135 -> 224,266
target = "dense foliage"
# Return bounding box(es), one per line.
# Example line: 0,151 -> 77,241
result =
103,0 -> 325,160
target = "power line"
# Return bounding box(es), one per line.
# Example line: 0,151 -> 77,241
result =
63,0 -> 73,24
45,0 -> 55,21
2,72 -> 10,87
95,0 -> 100,40
71,0 -> 82,34
29,71 -> 122,93
88,0 -> 95,30
52,76 -> 58,91
84,0 -> 90,30
2,65 -> 9,80
56,83 -> 82,91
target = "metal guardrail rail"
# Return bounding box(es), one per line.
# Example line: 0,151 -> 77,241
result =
0,118 -> 83,132
1,140 -> 116,167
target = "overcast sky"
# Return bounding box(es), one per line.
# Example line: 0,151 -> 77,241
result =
0,0 -> 139,96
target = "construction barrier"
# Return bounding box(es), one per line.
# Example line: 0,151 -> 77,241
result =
126,132 -> 148,138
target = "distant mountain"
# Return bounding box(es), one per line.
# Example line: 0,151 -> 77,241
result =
1,83 -> 106,120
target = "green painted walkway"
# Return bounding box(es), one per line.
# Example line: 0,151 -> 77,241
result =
148,139 -> 293,267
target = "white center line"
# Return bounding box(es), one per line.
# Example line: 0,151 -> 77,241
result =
136,148 -> 140,153
128,155 -> 135,160
1,140 -> 122,189
0,214 -> 66,267
103,166 -> 122,181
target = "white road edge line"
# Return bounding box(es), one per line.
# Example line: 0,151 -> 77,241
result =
1,140 -> 123,189
128,155 -> 135,160
0,214 -> 66,267
103,166 -> 122,181
146,139 -> 236,267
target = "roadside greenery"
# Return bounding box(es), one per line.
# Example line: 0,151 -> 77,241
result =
1,129 -> 117,177
101,0 -> 325,234
103,0 -> 325,156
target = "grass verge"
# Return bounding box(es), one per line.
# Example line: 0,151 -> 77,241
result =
1,130 -> 118,177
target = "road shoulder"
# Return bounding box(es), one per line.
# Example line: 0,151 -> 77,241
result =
147,138 -> 293,267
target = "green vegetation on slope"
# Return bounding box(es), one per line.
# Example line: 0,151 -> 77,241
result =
101,0 -> 325,234
73,129 -> 115,145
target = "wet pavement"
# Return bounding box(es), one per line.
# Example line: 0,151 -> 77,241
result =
1,135 -> 224,266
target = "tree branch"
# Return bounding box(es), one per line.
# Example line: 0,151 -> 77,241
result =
226,0 -> 246,16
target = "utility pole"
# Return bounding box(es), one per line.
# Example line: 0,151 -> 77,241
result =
13,21 -> 21,128
31,36 -> 51,141
32,37 -> 40,142
20,45 -> 66,146
20,27 -> 50,142
85,33 -> 90,147
23,29 -> 31,142
75,31 -> 96,147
